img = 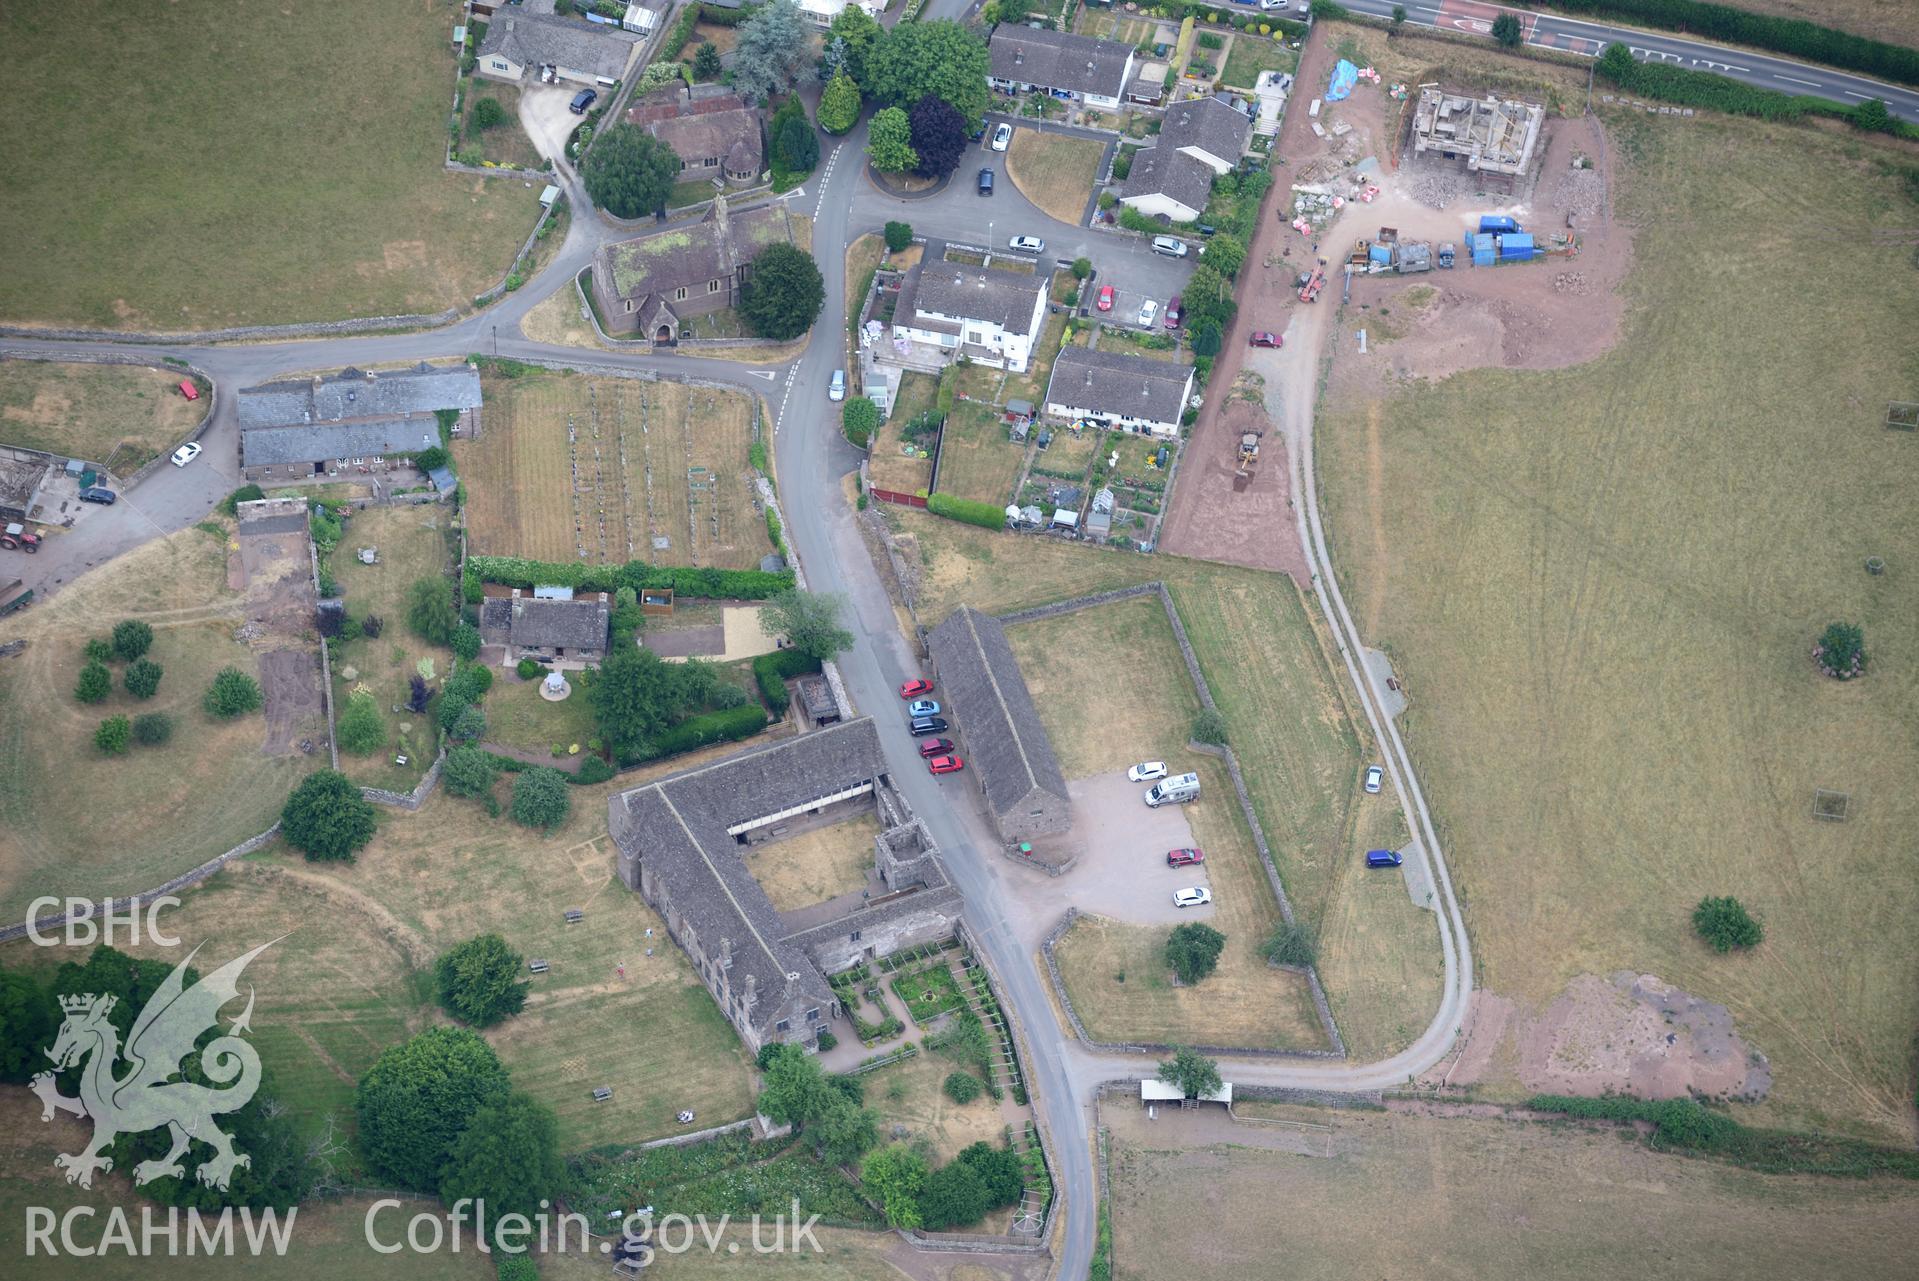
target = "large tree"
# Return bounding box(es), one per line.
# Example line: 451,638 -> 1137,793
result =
583,124 -> 681,219
1157,1045 -> 1222,1099
406,576 -> 459,645
1201,232 -> 1246,280
1165,921 -> 1225,984
439,1091 -> 566,1231
591,645 -> 690,757
867,20 -> 989,128
819,72 -> 862,135
757,1043 -> 834,1127
1181,263 -> 1236,334
770,97 -> 819,175
865,106 -> 919,174
740,242 -> 826,341
511,767 -> 572,831
436,934 -> 530,1027
731,0 -> 812,103
956,1141 -> 1024,1208
825,6 -> 883,84
0,966 -> 58,1084
442,743 -> 502,799
280,769 -> 378,862
761,589 -> 853,661
356,1027 -> 510,1193
908,94 -> 968,180
917,1159 -> 990,1231
861,1145 -> 928,1229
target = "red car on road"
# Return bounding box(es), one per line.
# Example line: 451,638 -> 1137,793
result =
1166,848 -> 1205,867
1096,285 -> 1115,311
927,755 -> 965,776
899,678 -> 933,699
917,737 -> 955,758
1249,332 -> 1282,348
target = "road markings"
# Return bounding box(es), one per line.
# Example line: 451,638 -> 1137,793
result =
1843,90 -> 1877,99
748,370 -> 776,381
774,366 -> 799,435
1774,74 -> 1821,87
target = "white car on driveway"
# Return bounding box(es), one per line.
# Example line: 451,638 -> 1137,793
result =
170,442 -> 202,467
991,122 -> 1013,152
1173,887 -> 1212,908
1128,761 -> 1168,782
1137,299 -> 1158,328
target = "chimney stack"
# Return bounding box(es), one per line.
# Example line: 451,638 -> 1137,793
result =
743,973 -> 757,1007
719,937 -> 733,969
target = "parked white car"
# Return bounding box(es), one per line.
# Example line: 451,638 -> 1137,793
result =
1128,761 -> 1168,782
170,442 -> 202,467
1173,887 -> 1212,908
1009,235 -> 1045,254
829,369 -> 846,402
1137,299 -> 1158,328
991,122 -> 1013,152
1364,764 -> 1384,794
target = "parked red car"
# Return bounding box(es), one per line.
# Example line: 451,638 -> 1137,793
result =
917,737 -> 955,758
1164,295 -> 1183,329
927,755 -> 965,776
1166,848 -> 1205,867
1249,332 -> 1283,348
899,678 -> 934,699
1096,285 -> 1115,312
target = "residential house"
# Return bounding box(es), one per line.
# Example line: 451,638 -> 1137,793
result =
890,260 -> 1052,373
478,588 -> 612,665
926,607 -> 1073,844
235,363 -> 481,483
988,26 -> 1136,110
1118,96 -> 1252,223
1043,346 -> 1194,439
609,718 -> 964,1055
476,12 -> 642,87
626,84 -> 765,188
592,198 -> 798,341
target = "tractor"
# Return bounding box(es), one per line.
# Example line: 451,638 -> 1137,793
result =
1,523 -> 42,554
1234,430 -> 1262,492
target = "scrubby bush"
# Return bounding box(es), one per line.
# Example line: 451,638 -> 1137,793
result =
132,712 -> 174,746
471,96 -> 507,129
1260,920 -> 1318,967
111,619 -> 154,661
75,662 -> 112,705
511,767 -> 572,830
452,622 -> 482,661
280,769 -> 378,862
1192,707 -> 1227,745
516,657 -> 547,681
884,220 -> 914,252
94,716 -> 132,756
574,755 -> 615,785
408,578 -> 459,645
942,1072 -> 981,1104
1693,896 -> 1763,953
443,744 -> 502,799
83,637 -> 113,664
1814,621 -> 1865,678
337,691 -> 387,756
204,667 -> 263,718
925,492 -> 1006,530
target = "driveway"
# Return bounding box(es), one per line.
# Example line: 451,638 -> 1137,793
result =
518,85 -> 585,174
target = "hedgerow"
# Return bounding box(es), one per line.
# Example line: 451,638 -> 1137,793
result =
464,556 -> 793,604
925,493 -> 1005,530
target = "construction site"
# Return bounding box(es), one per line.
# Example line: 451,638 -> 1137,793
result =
1408,88 -> 1545,181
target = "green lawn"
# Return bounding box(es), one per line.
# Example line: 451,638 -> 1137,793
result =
1317,110 -> 1919,1137
934,400 -> 1027,506
1220,32 -> 1298,90
457,79 -> 545,171
0,0 -> 534,329
484,672 -> 602,757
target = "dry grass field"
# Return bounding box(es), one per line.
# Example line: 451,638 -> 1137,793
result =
458,371 -> 768,568
866,372 -> 938,496
895,512 -> 1441,1057
1005,129 -> 1106,225
862,1049 -> 1012,1164
1318,111 -> 1919,1137
934,400 -> 1028,506
1105,1104 -> 1919,1281
0,360 -> 201,472
326,505 -> 458,791
1010,594 -> 1333,1051
0,0 -> 532,330
0,525 -> 319,924
749,814 -> 883,912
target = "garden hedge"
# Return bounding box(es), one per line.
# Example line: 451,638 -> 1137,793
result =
926,493 -> 1006,531
753,648 -> 823,718
465,556 -> 794,604
622,704 -> 769,764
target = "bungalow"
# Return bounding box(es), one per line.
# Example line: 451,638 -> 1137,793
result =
988,27 -> 1136,111
478,589 -> 612,665
1118,96 -> 1253,224
1043,346 -> 1194,439
1159,95 -> 1254,174
476,12 -> 642,88
626,84 -> 764,188
592,199 -> 798,341
890,260 -> 1051,374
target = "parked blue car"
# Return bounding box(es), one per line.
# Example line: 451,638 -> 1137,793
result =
1365,849 -> 1403,869
907,699 -> 941,718
79,487 -> 117,505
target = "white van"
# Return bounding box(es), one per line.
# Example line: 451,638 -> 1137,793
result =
1151,236 -> 1189,258
1144,772 -> 1201,807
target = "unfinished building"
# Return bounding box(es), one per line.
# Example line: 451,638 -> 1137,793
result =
1410,88 -> 1544,179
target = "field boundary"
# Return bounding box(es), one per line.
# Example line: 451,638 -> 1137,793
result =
0,313 -> 461,346
1002,581 -> 1348,1059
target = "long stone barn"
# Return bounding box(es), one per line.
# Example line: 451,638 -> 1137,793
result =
608,717 -> 962,1055
926,606 -> 1073,844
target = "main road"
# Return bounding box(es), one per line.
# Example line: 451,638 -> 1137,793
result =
0,87 -> 1477,1281
1339,0 -> 1919,122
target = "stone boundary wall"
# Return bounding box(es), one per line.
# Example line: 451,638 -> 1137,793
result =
0,824 -> 282,945
0,350 -> 217,491
444,159 -> 550,181
1004,583 -> 1348,1060
361,747 -> 449,810
0,313 -> 460,346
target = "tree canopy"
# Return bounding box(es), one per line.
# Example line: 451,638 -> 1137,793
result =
510,767 -> 572,831
731,0 -> 813,103
917,1160 -> 990,1230
123,657 -> 163,700
762,589 -> 853,661
819,73 -> 862,135
356,1027 -> 510,1193
825,6 -> 884,84
884,220 -> 914,252
74,661 -> 111,704
865,107 -> 919,174
336,690 -> 386,756
1157,1045 -> 1222,1099
591,645 -> 691,757
280,769 -> 378,861
439,1091 -> 566,1233
909,94 -> 969,179
1202,232 -> 1246,279
406,577 -> 459,645
583,125 -> 681,219
861,1145 -> 927,1229
692,41 -> 723,81
111,619 -> 154,661
1692,896 -> 1763,953
203,666 -> 263,718
0,966 -> 59,1084
770,97 -> 819,175
866,20 -> 990,128
842,396 -> 881,447
1165,921 -> 1226,984
740,242 -> 826,341
436,933 -> 530,1027
442,743 -> 502,799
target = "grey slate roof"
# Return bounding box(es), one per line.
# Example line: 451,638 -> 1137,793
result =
907,262 -> 1048,333
926,608 -> 1069,821
478,11 -> 640,79
508,595 -> 609,650
989,26 -> 1133,99
1044,346 -> 1194,426
609,720 -> 889,1035
1119,145 -> 1217,216
1158,95 -> 1254,166
237,364 -> 481,430
240,420 -> 442,466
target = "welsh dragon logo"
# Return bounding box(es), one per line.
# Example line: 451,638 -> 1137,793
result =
30,940 -> 277,1191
